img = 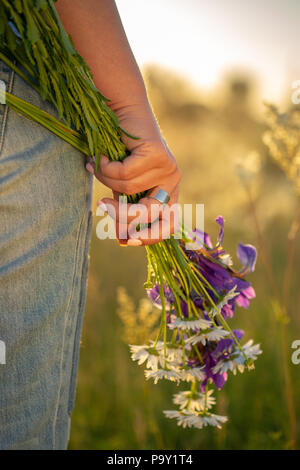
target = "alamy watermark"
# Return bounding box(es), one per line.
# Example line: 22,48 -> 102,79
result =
0,79 -> 6,104
291,80 -> 300,105
96,199 -> 205,250
0,340 -> 6,365
291,340 -> 300,365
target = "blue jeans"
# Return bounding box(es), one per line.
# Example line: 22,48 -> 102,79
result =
0,62 -> 93,449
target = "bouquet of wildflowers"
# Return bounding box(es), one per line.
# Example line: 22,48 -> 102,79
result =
0,0 -> 261,429
130,216 -> 261,428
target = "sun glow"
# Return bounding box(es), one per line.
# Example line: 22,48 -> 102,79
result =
116,0 -> 300,104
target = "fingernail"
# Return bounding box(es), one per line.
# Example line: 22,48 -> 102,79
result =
127,239 -> 143,246
86,163 -> 94,174
97,200 -> 107,212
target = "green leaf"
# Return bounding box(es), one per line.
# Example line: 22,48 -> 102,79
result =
23,0 -> 40,43
15,0 -> 24,13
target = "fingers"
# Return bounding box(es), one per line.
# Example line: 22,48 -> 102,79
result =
127,202 -> 180,246
100,196 -> 163,225
97,184 -> 180,246
87,142 -> 182,246
86,150 -> 180,196
100,185 -> 179,227
98,142 -> 175,181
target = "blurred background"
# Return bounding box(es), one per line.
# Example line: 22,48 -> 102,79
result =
69,0 -> 300,449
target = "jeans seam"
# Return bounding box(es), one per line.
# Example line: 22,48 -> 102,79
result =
51,176 -> 89,450
0,68 -> 15,155
67,209 -> 93,417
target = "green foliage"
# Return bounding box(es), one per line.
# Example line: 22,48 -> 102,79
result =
0,0 -> 127,169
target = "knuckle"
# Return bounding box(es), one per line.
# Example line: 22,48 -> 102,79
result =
119,164 -> 132,181
122,181 -> 135,195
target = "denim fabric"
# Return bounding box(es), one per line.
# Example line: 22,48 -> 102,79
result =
0,61 -> 93,449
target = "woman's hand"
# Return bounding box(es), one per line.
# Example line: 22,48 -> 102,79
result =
86,100 -> 181,246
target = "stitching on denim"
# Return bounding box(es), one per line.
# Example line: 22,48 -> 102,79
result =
67,209 -> 93,416
51,214 -> 85,449
52,174 -> 90,450
0,68 -> 15,155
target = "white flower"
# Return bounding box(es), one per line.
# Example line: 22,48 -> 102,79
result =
130,342 -> 184,370
178,366 -> 206,382
173,390 -> 215,412
163,410 -> 228,429
165,347 -> 183,364
144,368 -> 181,384
129,344 -> 161,370
209,286 -> 239,317
150,341 -> 184,366
213,340 -> 262,375
185,327 -> 229,346
169,317 -> 213,331
243,340 -> 263,359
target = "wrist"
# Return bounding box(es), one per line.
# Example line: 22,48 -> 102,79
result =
110,98 -> 164,151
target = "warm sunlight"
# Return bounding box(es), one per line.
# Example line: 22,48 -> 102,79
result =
116,0 -> 300,103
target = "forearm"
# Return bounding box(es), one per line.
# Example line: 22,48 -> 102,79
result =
55,0 -> 148,112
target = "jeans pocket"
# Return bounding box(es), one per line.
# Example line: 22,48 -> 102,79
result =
0,62 -> 15,156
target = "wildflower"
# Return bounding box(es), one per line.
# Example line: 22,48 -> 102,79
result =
185,327 -> 229,346
145,368 -> 181,384
147,283 -> 175,311
129,344 -> 161,369
125,216 -> 259,429
237,243 -> 257,275
184,218 -> 257,319
173,389 -> 216,411
163,410 -> 228,429
178,367 -> 206,382
213,340 -> 262,375
168,317 -> 213,331
208,286 -> 239,318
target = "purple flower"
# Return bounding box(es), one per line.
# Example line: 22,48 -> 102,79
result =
147,283 -> 175,311
215,215 -> 224,246
188,228 -> 213,249
237,243 -> 257,274
200,329 -> 244,390
183,217 -> 256,318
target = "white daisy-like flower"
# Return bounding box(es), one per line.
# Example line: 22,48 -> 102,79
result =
149,341 -> 183,365
209,286 -> 239,317
242,340 -> 263,359
166,348 -> 183,364
178,366 -> 206,382
169,317 -> 213,331
144,368 -> 181,384
185,327 -> 229,346
213,340 -> 262,375
173,389 -> 216,412
130,342 -> 184,370
163,410 -> 228,429
149,340 -> 164,351
129,344 -> 160,370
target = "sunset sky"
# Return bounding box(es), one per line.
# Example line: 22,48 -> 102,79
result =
116,0 -> 300,104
